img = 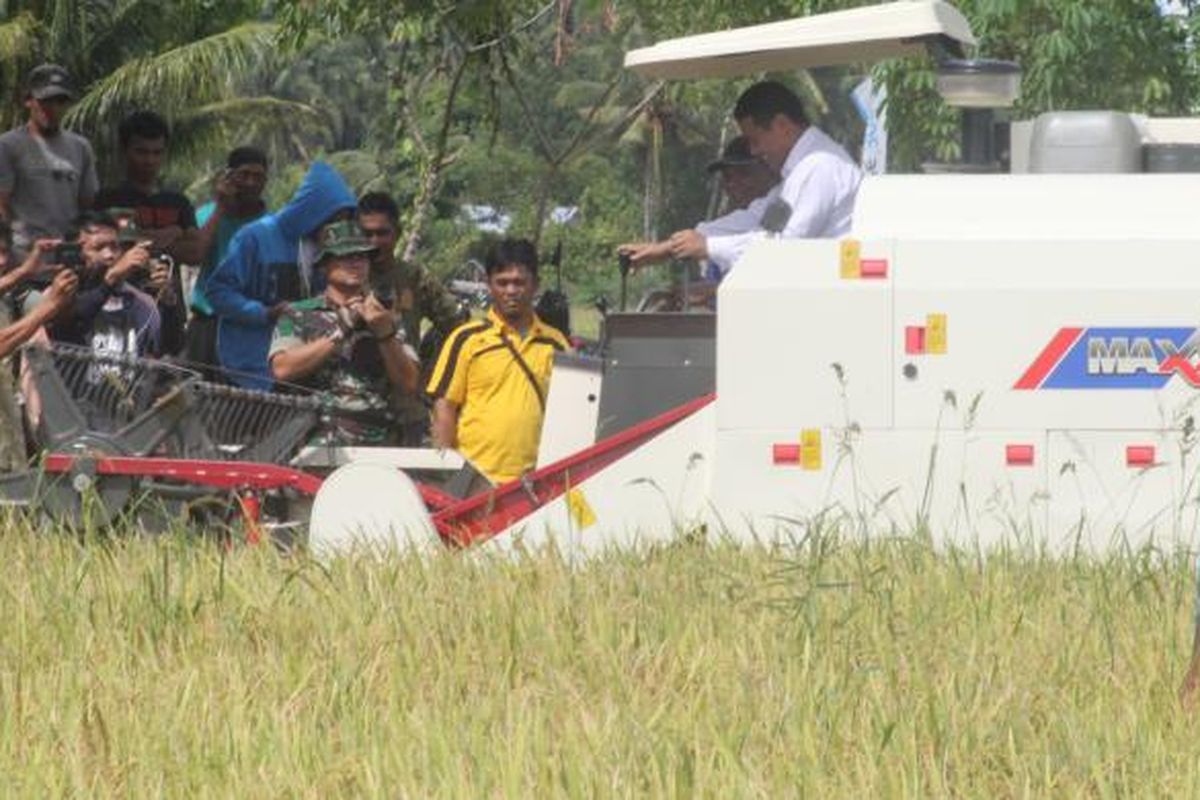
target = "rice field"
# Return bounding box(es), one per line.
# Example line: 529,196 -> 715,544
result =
2,518 -> 1200,797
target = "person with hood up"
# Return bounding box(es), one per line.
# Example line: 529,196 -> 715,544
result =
205,161 -> 356,388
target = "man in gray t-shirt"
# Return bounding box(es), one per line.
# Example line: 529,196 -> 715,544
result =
0,64 -> 97,258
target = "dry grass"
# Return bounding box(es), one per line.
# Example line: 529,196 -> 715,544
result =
1,519 -> 1198,797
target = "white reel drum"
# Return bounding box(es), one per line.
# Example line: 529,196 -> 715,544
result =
308,463 -> 439,559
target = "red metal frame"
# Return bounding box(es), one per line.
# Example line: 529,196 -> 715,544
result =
41,453 -> 456,512
417,483 -> 458,512
432,393 -> 715,546
43,454 -> 325,494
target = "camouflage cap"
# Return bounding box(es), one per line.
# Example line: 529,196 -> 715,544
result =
317,220 -> 376,265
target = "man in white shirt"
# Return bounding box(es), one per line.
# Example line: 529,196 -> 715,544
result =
620,81 -> 862,277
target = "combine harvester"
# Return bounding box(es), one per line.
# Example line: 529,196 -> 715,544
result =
418,0 -> 1200,557
9,1 -> 1200,557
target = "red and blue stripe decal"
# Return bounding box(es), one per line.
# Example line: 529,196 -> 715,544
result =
1015,327 -> 1198,390
1014,327 -> 1085,390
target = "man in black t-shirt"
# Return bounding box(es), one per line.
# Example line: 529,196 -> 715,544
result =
96,111 -> 215,354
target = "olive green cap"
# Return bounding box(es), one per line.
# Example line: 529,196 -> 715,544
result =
317,220 -> 376,264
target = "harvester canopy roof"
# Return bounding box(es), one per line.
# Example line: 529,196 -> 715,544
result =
624,1 -> 976,80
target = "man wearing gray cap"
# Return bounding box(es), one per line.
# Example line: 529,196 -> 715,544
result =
705,135 -> 780,212
0,64 -> 99,258
618,135 -> 779,269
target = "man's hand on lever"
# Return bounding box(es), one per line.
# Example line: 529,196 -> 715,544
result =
667,229 -> 708,261
616,240 -> 673,267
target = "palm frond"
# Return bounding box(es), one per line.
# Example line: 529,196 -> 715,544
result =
174,95 -> 330,149
66,22 -> 280,136
166,96 -> 335,187
48,0 -> 74,61
177,96 -> 326,125
85,0 -> 160,59
0,12 -> 40,63
0,12 -> 44,129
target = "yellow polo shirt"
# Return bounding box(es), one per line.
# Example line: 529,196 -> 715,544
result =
427,308 -> 570,483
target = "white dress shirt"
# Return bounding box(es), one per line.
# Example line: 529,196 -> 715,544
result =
697,126 -> 862,276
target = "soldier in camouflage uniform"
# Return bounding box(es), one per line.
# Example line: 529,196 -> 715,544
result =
357,192 -> 462,444
268,221 -> 420,447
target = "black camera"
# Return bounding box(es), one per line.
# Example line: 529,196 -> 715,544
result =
52,242 -> 84,271
373,282 -> 396,310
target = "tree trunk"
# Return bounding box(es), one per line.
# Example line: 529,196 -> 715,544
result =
642,115 -> 662,241
402,54 -> 470,263
531,165 -> 557,248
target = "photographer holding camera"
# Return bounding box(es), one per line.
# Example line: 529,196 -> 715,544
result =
43,211 -> 161,359
268,221 -> 419,446
108,211 -> 184,352
0,222 -> 78,470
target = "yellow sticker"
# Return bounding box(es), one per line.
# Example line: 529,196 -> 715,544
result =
839,239 -> 861,279
566,488 -> 597,530
926,313 -> 948,355
800,429 -> 822,471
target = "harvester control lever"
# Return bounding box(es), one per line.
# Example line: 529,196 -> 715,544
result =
762,199 -> 792,236
618,253 -> 632,311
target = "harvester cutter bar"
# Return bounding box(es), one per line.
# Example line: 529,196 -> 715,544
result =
41,453 -> 461,518
43,453 -> 324,494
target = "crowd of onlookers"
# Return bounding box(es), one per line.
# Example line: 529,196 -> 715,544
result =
0,63 -> 849,486
0,63 -> 574,484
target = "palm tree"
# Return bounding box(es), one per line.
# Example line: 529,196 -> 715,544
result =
0,1 -> 328,183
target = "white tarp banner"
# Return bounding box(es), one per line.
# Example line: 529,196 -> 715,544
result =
852,78 -> 888,175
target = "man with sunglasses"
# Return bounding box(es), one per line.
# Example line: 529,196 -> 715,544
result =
356,191 -> 461,444
0,65 -> 98,261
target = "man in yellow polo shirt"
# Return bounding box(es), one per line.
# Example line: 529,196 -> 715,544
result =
427,238 -> 570,484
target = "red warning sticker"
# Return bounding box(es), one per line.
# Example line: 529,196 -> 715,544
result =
860,259 -> 888,279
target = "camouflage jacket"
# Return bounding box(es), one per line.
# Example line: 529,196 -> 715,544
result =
270,295 -> 415,446
370,259 -> 462,347
369,259 -> 462,429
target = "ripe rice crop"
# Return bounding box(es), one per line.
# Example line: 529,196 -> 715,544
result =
1,518 -> 1199,797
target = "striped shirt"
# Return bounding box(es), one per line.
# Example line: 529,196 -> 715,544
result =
427,307 -> 570,483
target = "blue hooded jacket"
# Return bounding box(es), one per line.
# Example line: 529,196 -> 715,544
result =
206,162 -> 356,388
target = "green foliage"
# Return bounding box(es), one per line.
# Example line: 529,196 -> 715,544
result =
0,1 -> 285,181
68,22 -> 280,168
0,1 -> 399,190
272,0 -> 1200,294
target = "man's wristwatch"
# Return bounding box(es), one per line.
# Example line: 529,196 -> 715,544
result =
373,325 -> 396,341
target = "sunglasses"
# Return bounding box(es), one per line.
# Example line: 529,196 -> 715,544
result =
359,227 -> 394,239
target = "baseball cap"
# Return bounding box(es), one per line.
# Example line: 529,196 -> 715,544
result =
316,221 -> 376,265
706,136 -> 762,173
26,64 -> 75,101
